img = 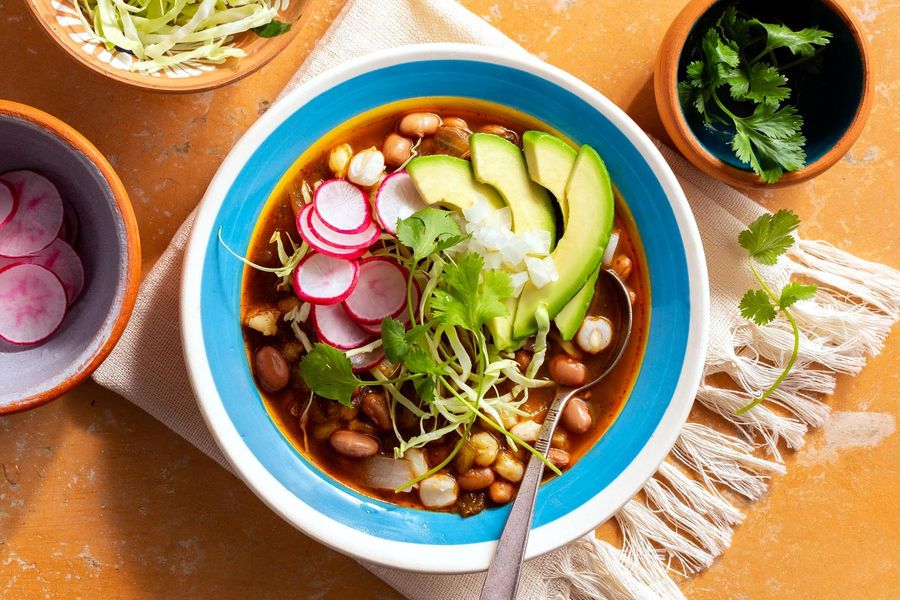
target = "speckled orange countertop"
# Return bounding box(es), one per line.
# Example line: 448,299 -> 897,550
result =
1,0 -> 898,598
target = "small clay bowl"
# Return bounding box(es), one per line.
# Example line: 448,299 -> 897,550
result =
655,0 -> 873,188
0,101 -> 140,414
24,0 -> 305,93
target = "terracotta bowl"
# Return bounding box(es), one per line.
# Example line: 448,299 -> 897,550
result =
24,0 -> 306,93
0,101 -> 141,414
655,0 -> 873,188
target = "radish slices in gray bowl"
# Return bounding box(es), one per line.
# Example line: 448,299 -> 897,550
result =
0,170 -> 85,345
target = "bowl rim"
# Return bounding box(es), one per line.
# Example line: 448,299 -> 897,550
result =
654,0 -> 874,189
181,43 -> 710,573
0,100 -> 142,415
22,0 -> 305,93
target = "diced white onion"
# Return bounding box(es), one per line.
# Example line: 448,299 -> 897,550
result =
525,256 -> 559,288
602,231 -> 620,267
509,271 -> 529,296
519,230 -> 551,256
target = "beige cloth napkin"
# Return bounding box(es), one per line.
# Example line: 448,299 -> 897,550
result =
94,1 -> 900,599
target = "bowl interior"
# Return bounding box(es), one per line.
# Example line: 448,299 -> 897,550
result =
27,0 -> 305,91
0,115 -> 129,411
678,0 -> 865,171
187,51 -> 704,571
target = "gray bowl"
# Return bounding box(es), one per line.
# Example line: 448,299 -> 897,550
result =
0,101 -> 141,414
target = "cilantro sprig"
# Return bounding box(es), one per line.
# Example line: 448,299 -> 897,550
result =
736,210 -> 816,414
678,7 -> 831,183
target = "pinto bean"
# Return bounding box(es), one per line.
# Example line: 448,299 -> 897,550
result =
441,117 -> 469,131
612,255 -> 633,280
489,481 -> 515,504
478,124 -> 519,144
398,112 -> 441,137
548,355 -> 587,387
253,345 -> 290,393
361,391 -> 391,430
548,448 -> 571,470
514,350 -> 532,372
329,430 -> 379,458
457,467 -> 496,491
561,397 -> 592,434
382,133 -> 413,167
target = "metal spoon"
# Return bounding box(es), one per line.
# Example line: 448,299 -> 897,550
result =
479,268 -> 634,600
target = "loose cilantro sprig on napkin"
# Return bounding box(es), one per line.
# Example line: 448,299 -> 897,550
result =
679,7 -> 832,183
736,210 -> 816,414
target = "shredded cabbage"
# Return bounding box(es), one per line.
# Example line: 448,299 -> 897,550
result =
73,0 -> 285,73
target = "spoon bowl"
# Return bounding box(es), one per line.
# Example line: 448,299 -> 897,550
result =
480,268 -> 634,600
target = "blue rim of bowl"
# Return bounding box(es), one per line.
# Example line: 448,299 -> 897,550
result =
181,44 -> 709,573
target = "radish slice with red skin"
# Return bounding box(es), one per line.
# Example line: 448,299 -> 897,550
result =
309,207 -> 381,250
375,171 -> 427,236
313,179 -> 372,234
296,204 -> 368,260
291,252 -> 359,305
0,171 -> 63,257
0,180 -> 15,228
350,348 -> 385,372
356,280 -> 420,334
343,257 -> 409,325
0,239 -> 85,306
0,263 -> 67,345
312,303 -> 374,350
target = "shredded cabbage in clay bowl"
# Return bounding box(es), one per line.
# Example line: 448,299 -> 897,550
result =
24,0 -> 299,91
72,0 -> 292,73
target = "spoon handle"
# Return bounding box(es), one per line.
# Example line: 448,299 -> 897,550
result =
478,398 -> 567,600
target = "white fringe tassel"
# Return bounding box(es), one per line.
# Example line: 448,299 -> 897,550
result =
538,238 -> 900,598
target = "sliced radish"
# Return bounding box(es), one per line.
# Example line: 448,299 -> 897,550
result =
343,257 -> 409,325
0,180 -> 15,228
309,208 -> 381,250
291,252 -> 359,306
313,179 -> 372,234
59,201 -> 80,247
0,263 -> 67,345
0,238 -> 85,306
0,171 -> 63,257
312,303 -> 374,350
296,204 -> 368,259
357,281 -> 420,334
375,171 -> 427,235
350,348 -> 385,372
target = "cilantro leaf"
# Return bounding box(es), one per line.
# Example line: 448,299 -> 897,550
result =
752,21 -> 832,57
779,282 -> 817,309
381,318 -> 411,364
252,20 -> 292,38
298,344 -> 360,406
739,289 -> 778,325
413,377 -> 436,405
431,254 -> 513,332
717,6 -> 753,48
726,62 -> 790,106
396,208 -> 467,262
738,209 -> 801,265
731,105 -> 806,184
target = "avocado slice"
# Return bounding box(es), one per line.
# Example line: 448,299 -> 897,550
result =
524,131 -> 602,339
512,145 -> 614,339
554,266 -> 601,340
407,155 -> 505,211
523,131 -> 577,227
470,133 -> 557,249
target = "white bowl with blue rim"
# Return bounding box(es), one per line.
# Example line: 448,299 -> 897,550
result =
181,44 -> 709,573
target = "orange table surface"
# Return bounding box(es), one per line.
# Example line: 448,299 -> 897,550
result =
1,0 -> 898,598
